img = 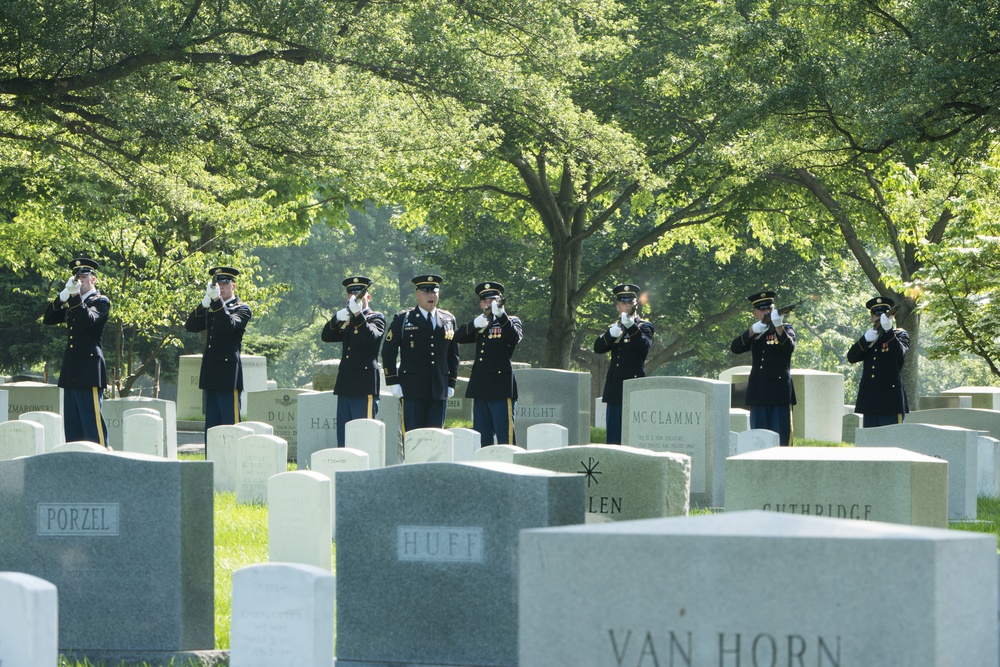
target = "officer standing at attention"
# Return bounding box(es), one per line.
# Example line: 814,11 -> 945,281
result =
382,275 -> 460,434
184,267 -> 252,436
593,284 -> 654,445
730,290 -> 797,445
454,281 -> 523,447
43,257 -> 111,446
847,296 -> 909,427
321,276 -> 386,446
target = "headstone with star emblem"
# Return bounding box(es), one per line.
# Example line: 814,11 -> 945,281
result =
621,376 -> 731,508
513,444 -> 690,521
246,388 -> 318,463
335,461 -> 584,667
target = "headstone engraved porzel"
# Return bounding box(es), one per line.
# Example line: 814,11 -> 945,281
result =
0,452 -> 214,656
335,461 -> 584,667
519,511 -> 999,667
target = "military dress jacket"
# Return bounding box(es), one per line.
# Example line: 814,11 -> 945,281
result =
184,296 -> 252,391
321,308 -> 386,396
43,290 -> 110,389
594,319 -> 654,404
846,327 -> 909,416
730,324 -> 797,406
454,312 -> 523,400
382,308 -> 459,400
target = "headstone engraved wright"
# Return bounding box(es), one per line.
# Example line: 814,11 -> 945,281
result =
335,461 -> 585,667
0,571 -> 58,667
622,376 -> 730,508
0,452 -> 213,652
520,511 -> 998,667
512,369 -> 590,447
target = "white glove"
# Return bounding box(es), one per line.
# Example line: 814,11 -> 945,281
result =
751,320 -> 767,335
621,311 -> 634,328
864,328 -> 879,343
59,276 -> 73,301
880,313 -> 892,331
770,309 -> 783,327
447,387 -> 455,398
336,308 -> 350,322
491,300 -> 504,317
609,323 -> 623,338
348,295 -> 362,314
390,385 -> 403,398
474,314 -> 489,328
67,276 -> 81,296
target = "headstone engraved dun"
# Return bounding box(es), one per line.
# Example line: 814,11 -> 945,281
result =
236,434 -> 288,505
513,369 -> 590,447
622,376 -> 730,508
246,389 -> 316,463
0,452 -> 214,652
268,471 -> 332,571
207,424 -> 256,492
726,447 -> 948,528
519,511 -> 999,667
0,419 -> 44,460
514,444 -> 691,521
0,571 -> 58,667
18,411 -> 64,452
230,563 -> 335,667
336,461 -> 584,667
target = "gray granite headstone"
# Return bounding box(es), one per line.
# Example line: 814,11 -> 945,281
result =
514,444 -> 691,520
941,386 -> 1000,410
842,412 -> 863,444
919,395 -> 971,410
446,377 -> 473,423
0,390 -> 7,425
246,389 -> 317,463
296,391 -> 338,469
0,572 -> 58,667
519,511 -> 998,666
906,407 -> 1000,441
310,359 -> 340,392
102,397 -> 177,454
0,382 -> 62,423
335,461 -> 584,667
0,452 -> 213,651
512,369 -> 590,446
621,376 -> 730,508
176,354 -> 204,419
980,436 -> 1000,498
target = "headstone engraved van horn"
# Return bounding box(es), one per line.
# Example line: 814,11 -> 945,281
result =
0,571 -> 58,667
0,420 -> 45,460
102,396 -> 177,455
18,411 -> 63,452
726,446 -> 948,528
207,424 -> 255,492
296,391 -> 338,469
230,563 -> 335,667
621,376 -> 730,508
246,389 -> 316,463
855,423 -> 978,520
335,461 -> 585,667
519,511 -> 999,667
268,471 -> 332,571
513,369 -> 590,446
0,452 -> 214,656
1,381 -> 62,423
513,444 -> 691,521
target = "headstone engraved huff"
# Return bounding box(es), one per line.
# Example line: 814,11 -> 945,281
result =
519,511 -> 998,667
335,461 -> 584,667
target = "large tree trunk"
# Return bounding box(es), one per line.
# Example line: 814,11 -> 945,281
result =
898,309 -> 921,411
544,240 -> 582,369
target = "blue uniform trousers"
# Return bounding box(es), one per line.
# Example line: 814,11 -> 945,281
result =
64,387 -> 108,447
749,404 -> 793,446
402,398 -> 446,434
862,413 -> 904,429
605,403 -> 623,445
204,389 -> 241,434
337,395 -> 379,447
473,398 -> 516,447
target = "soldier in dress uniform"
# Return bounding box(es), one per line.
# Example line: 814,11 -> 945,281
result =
382,274 -> 460,434
184,267 -> 252,438
321,276 -> 386,446
846,296 -> 909,428
594,283 -> 654,445
454,281 -> 524,447
730,290 -> 797,446
43,257 -> 111,446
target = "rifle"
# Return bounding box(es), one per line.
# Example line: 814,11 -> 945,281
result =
478,294 -> 507,333
341,286 -> 369,329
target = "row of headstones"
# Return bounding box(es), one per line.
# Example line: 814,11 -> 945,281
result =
3,446 -> 996,665
0,409 -> 177,460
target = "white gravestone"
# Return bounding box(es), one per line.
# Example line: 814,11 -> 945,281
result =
310,447 -> 369,536
51,442 -> 108,454
268,471 -> 332,571
593,398 -> 607,429
622,376 -> 731,508
235,434 -> 288,505
728,428 -> 780,456
447,427 -> 479,461
230,563 -> 335,667
375,386 -> 404,466
726,446 -> 949,528
344,418 -> 386,469
526,423 -> 568,450
724,369 -> 845,442
906,407 -> 1000,441
296,391 -> 338,470
0,572 -> 58,667
729,408 -> 750,433
980,435 -> 1000,498
0,420 -> 44,460
18,411 -> 63,453
855,423 -> 979,520
474,444 -> 524,463
122,412 -> 166,458
238,421 -> 274,435
842,412 -> 863,444
519,511 -> 998,667
101,397 -> 177,454
404,428 -> 455,463
176,354 -> 204,419
246,389 -> 317,463
206,424 -> 256,492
